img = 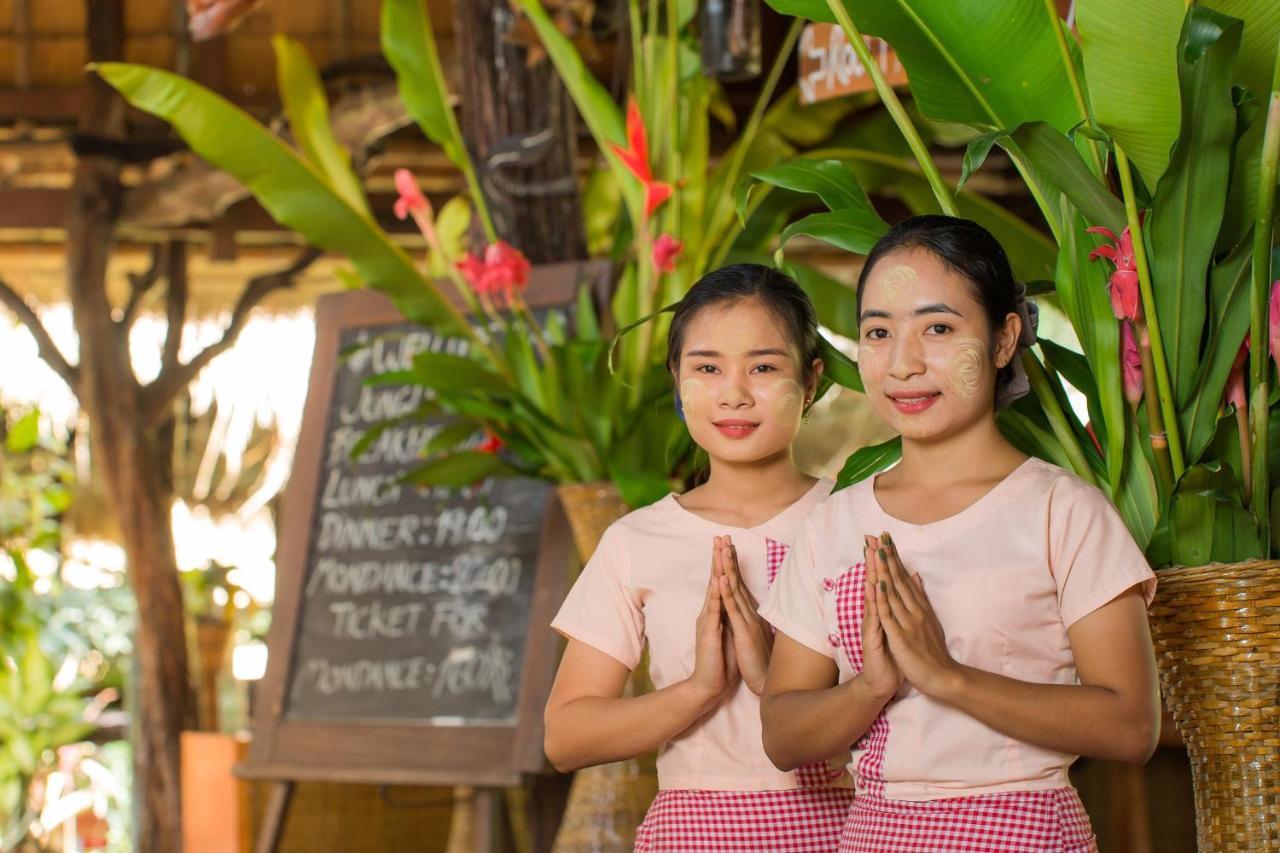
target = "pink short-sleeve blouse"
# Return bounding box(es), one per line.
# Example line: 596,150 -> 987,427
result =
759,457 -> 1156,801
551,478 -> 847,792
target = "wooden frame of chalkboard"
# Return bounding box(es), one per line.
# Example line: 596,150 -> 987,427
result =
239,261 -> 605,787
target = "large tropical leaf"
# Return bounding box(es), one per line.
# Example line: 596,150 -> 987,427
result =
380,0 -> 469,170
834,436 -> 902,491
1056,216 -> 1127,492
272,36 -> 368,216
1076,0 -> 1185,186
766,0 -> 1079,133
1179,240 -> 1252,463
1165,463 -> 1261,565
1000,123 -> 1126,235
1208,0 -> 1280,242
402,452 -> 522,488
819,335 -> 863,392
777,210 -> 890,257
741,158 -> 877,220
1147,7 -> 1242,407
94,63 -> 469,335
785,262 -> 860,340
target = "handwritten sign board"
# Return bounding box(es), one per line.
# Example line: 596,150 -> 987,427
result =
240,263 -> 602,786
798,24 -> 908,104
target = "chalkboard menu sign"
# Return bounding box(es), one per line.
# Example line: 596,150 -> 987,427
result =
241,264 -> 601,787
285,319 -> 548,726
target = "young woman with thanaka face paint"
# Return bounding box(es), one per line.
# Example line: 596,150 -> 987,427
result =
758,217 -> 1160,851
545,265 -> 855,850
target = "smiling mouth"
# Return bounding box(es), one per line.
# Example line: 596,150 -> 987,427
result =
887,392 -> 941,414
712,420 -> 760,439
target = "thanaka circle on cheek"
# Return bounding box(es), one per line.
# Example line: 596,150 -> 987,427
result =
772,378 -> 804,420
680,378 -> 708,418
948,338 -> 987,398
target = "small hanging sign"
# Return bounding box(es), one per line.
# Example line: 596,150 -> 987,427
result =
797,24 -> 907,105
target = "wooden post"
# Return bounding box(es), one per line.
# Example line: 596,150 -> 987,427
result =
450,0 -> 586,263
253,782 -> 295,853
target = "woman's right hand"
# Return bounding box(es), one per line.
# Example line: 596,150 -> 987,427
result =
859,535 -> 904,702
688,555 -> 740,704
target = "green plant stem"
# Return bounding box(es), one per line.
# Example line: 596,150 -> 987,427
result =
1023,351 -> 1100,487
1136,320 -> 1175,495
1041,0 -> 1103,177
825,0 -> 957,217
1114,146 -> 1185,476
697,18 -> 803,274
1248,40 -> 1280,546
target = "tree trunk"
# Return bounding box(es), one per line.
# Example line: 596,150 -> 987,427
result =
67,4 -> 192,851
451,0 -> 587,263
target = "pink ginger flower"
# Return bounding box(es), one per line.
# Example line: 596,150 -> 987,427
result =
393,168 -> 441,249
610,97 -> 674,220
1087,226 -> 1141,322
1225,339 -> 1248,412
187,0 -> 262,41
456,241 -> 532,302
1269,280 -> 1280,367
652,233 -> 684,274
1121,321 -> 1144,409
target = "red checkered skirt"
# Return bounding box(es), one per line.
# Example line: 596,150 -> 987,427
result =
838,786 -> 1097,852
634,787 -> 855,852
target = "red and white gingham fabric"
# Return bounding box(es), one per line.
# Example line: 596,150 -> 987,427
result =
838,786 -> 1096,852
827,564 -> 1098,852
769,540 -> 849,789
634,788 -> 854,852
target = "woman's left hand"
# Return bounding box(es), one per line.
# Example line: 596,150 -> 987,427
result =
716,535 -> 775,695
870,533 -> 962,699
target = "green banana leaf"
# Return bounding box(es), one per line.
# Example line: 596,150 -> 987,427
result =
380,0 -> 469,171
740,158 -> 878,222
1165,462 -> 1261,565
819,334 -> 864,392
401,452 -> 522,488
784,262 -> 861,341
1206,0 -> 1280,242
1077,0 -> 1185,185
93,63 -> 470,336
272,35 -> 368,216
766,0 -> 1079,133
998,123 -> 1126,235
1147,7 -> 1242,408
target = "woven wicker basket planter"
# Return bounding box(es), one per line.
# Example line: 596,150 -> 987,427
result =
1148,561 -> 1280,852
551,482 -> 659,853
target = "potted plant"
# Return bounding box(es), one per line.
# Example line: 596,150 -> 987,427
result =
750,1 -> 1278,848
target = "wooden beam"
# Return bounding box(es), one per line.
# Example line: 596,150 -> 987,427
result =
13,0 -> 32,91
0,90 -> 83,121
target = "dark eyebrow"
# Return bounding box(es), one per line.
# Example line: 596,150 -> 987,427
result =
684,348 -> 791,358
859,304 -> 962,322
913,303 -> 961,317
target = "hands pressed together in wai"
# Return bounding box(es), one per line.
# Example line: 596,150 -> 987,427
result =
860,532 -> 962,704
689,536 -> 776,701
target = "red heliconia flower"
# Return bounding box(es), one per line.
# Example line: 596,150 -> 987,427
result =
610,97 -> 674,220
652,233 -> 684,274
1269,280 -> 1280,367
1121,321 -> 1143,409
456,241 -> 532,301
187,0 -> 262,41
1225,338 -> 1248,412
1087,226 -> 1141,322
475,430 -> 505,455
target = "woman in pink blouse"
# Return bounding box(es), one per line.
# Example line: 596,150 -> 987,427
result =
546,264 -> 855,851
760,216 -> 1160,852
